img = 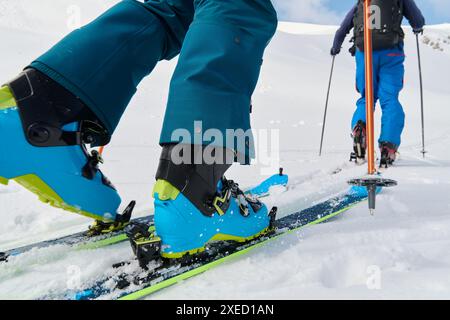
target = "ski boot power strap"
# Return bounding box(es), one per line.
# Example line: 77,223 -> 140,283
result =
6,69 -> 110,148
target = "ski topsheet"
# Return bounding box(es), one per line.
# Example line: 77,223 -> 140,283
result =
61,187 -> 369,301
0,172 -> 289,262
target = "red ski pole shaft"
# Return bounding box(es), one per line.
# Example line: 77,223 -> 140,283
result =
364,0 -> 376,175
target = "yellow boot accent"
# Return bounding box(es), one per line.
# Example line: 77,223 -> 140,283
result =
0,86 -> 16,110
152,179 -> 180,201
161,228 -> 271,259
13,174 -> 110,221
0,176 -> 9,185
210,227 -> 271,243
161,246 -> 206,259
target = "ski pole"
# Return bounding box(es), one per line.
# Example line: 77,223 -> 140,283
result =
416,33 -> 426,158
347,0 -> 397,215
364,8 -> 376,176
319,55 -> 336,156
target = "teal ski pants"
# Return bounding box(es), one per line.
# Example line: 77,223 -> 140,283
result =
30,0 -> 278,159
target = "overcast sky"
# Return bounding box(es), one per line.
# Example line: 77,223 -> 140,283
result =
273,0 -> 450,25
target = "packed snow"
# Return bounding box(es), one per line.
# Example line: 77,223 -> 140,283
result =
1,1 -> 450,300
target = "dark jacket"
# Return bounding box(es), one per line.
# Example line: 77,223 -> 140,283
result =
332,0 -> 425,52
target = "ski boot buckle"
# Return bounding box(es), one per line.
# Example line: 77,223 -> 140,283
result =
212,187 -> 232,216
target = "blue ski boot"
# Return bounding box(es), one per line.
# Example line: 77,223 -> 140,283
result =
0,69 -> 132,230
128,145 -> 276,266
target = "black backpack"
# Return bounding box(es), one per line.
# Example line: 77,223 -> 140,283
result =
353,0 -> 405,51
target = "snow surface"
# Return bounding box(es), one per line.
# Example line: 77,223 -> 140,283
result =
1,1 -> 450,300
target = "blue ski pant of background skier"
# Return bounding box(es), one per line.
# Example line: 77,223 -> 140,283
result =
353,47 -> 406,148
30,0 -> 278,159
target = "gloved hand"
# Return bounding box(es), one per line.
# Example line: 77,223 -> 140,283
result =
413,28 -> 424,35
330,47 -> 341,56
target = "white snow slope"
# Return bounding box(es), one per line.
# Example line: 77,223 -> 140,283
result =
1,1 -> 450,300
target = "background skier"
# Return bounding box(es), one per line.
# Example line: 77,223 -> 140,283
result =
330,0 -> 425,167
0,0 -> 278,257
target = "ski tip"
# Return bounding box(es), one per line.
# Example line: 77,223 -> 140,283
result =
269,206 -> 278,217
127,200 -> 137,210
120,200 -> 136,223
